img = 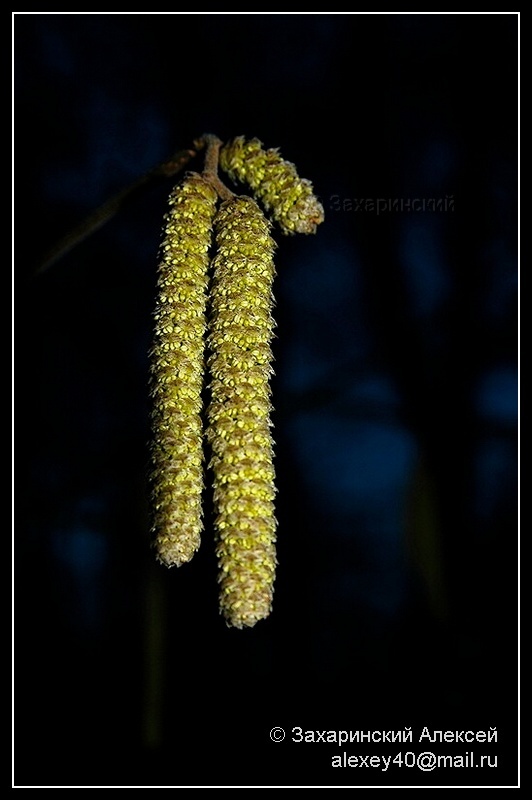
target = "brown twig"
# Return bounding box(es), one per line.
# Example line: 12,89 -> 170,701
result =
196,133 -> 235,202
33,147 -> 197,277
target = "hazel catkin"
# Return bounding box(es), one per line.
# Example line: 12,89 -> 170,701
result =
149,172 -> 217,567
206,195 -> 278,628
220,136 -> 324,235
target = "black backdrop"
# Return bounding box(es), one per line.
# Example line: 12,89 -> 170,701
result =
14,13 -> 518,787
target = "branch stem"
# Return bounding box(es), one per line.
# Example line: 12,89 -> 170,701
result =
34,147 -> 197,276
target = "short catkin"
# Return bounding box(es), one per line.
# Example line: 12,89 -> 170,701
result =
219,136 -> 324,235
206,195 -> 278,628
149,172 -> 218,567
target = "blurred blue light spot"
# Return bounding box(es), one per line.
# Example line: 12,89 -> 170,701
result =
401,220 -> 450,317
279,237 -> 370,394
339,372 -> 401,410
41,25 -> 75,75
289,412 -> 417,514
291,412 -> 417,620
53,526 -> 108,578
336,565 -> 406,617
482,238 -> 517,321
476,366 -> 518,426
283,238 -> 361,314
474,436 -> 517,524
420,139 -> 455,189
51,523 -> 109,633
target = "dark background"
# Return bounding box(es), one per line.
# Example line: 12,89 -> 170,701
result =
14,13 -> 518,787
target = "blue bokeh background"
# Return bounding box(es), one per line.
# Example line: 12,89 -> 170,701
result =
15,13 -> 518,787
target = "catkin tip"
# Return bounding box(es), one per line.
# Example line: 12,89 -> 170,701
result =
220,136 -> 324,235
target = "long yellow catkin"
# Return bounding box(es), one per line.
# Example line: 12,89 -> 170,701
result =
149,172 -> 218,567
206,196 -> 278,628
219,136 -> 324,235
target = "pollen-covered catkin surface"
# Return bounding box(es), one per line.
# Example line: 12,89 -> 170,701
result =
219,136 -> 324,235
149,173 -> 218,567
207,196 -> 278,628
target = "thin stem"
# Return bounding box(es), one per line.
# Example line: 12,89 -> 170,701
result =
33,147 -> 197,277
199,133 -> 223,177
197,133 -> 235,202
